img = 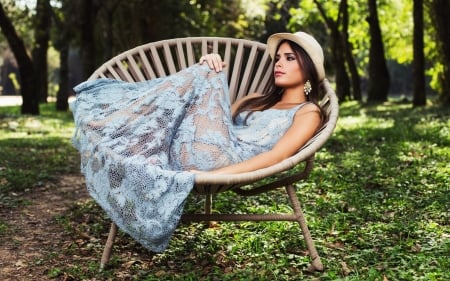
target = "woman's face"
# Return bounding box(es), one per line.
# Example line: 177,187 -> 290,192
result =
273,41 -> 305,89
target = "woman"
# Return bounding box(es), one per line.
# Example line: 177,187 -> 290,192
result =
71,31 -> 326,252
196,31 -> 325,175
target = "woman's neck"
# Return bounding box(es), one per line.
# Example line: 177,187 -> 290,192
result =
278,88 -> 306,104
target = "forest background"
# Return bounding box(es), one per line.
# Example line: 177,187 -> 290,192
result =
0,0 -> 449,115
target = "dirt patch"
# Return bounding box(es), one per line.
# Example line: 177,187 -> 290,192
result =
0,174 -> 90,281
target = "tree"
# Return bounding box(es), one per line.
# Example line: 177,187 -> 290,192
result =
79,0 -> 101,79
32,0 -> 51,103
263,0 -> 296,41
341,0 -> 362,101
430,0 -> 450,106
0,2 -> 38,114
97,0 -> 120,61
291,0 -> 361,101
412,0 -> 426,106
314,0 -> 351,101
70,0 -> 249,78
51,0 -> 76,111
366,0 -> 390,102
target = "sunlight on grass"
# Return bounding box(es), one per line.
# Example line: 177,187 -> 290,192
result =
0,103 -> 78,193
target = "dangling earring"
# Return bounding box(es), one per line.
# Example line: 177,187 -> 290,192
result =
304,80 -> 312,96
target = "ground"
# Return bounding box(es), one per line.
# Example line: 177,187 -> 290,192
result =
0,174 -> 90,281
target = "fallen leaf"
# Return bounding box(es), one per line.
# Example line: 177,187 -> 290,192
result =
15,260 -> 26,267
155,270 -> 166,277
340,261 -> 351,276
411,243 -> 421,253
123,259 -> 139,269
326,241 -> 345,249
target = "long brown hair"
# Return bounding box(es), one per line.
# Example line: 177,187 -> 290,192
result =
232,40 -> 324,123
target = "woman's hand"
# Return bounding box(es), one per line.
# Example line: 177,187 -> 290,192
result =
199,53 -> 226,72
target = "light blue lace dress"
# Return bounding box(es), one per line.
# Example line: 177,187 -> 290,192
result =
71,64 -> 306,252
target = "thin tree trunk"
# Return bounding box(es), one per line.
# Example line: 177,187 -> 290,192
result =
51,0 -> 74,111
412,0 -> 426,106
367,0 -> 390,102
314,0 -> 351,101
80,0 -> 98,79
430,0 -> 450,106
342,0 -> 362,101
103,0 -> 120,61
332,27 -> 351,101
33,0 -> 51,103
56,42 -> 69,111
0,3 -> 38,114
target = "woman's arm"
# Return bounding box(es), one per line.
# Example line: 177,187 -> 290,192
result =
195,103 -> 322,175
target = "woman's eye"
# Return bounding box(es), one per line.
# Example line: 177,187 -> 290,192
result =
287,56 -> 296,61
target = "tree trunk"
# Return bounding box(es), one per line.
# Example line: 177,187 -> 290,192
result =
430,0 -> 450,106
51,0 -> 75,111
331,27 -> 351,101
367,0 -> 390,102
314,0 -> 351,101
33,0 -> 51,103
80,0 -> 98,79
102,0 -> 120,61
0,3 -> 38,115
342,0 -> 362,101
56,42 -> 69,111
412,0 -> 426,106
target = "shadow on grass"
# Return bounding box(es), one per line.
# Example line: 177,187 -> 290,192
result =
306,101 -> 449,278
0,103 -> 78,194
0,137 -> 79,193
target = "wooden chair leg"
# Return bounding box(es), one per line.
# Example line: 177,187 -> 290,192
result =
100,223 -> 118,270
205,193 -> 217,227
205,193 -> 212,214
285,184 -> 324,272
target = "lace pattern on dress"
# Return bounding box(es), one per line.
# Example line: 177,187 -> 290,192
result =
71,64 -> 306,252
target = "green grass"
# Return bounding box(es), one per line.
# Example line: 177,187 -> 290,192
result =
0,100 -> 449,280
0,103 -> 79,194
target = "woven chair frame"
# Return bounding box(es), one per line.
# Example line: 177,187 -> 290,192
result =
88,37 -> 339,272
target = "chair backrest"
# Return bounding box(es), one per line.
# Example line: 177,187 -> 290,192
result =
89,37 -> 273,104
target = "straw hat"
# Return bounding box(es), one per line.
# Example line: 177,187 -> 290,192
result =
267,31 -> 325,81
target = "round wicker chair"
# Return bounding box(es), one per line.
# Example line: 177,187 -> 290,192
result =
87,37 -> 339,272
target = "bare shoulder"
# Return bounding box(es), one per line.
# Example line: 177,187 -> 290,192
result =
296,102 -> 321,115
291,103 -> 322,132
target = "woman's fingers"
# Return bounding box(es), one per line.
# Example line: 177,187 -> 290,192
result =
199,54 -> 226,72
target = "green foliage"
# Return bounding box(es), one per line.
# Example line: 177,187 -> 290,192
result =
290,0 -> 446,97
293,0 -> 416,68
0,0 -> 35,49
180,0 -> 247,38
379,0 -> 413,64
